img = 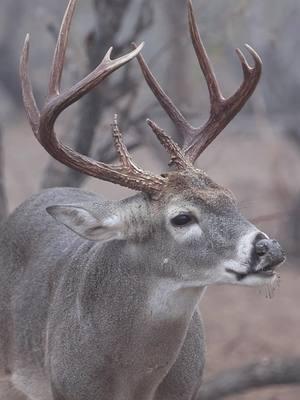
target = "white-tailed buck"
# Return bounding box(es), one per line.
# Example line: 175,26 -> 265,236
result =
0,0 -> 285,399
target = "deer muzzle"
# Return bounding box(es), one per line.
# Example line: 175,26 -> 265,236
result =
252,237 -> 286,273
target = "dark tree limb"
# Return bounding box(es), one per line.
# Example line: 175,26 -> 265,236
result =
0,1 -> 25,107
196,357 -> 300,400
0,126 -> 8,221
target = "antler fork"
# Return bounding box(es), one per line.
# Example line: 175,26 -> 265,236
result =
20,0 -> 262,195
135,0 -> 262,164
20,0 -> 166,194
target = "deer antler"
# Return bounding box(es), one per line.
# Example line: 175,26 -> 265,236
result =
135,0 -> 262,164
20,0 -> 263,195
20,0 -> 165,194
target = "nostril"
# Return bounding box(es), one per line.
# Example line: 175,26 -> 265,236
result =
255,239 -> 270,256
254,238 -> 285,268
252,233 -> 268,254
249,233 -> 285,271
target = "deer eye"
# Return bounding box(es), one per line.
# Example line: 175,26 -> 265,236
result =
171,213 -> 193,227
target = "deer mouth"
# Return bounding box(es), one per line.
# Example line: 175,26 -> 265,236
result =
226,265 -> 277,281
226,236 -> 285,282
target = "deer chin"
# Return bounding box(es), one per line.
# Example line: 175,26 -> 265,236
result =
221,257 -> 283,291
225,267 -> 279,287
223,249 -> 285,287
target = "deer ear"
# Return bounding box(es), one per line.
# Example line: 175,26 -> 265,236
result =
46,205 -> 124,242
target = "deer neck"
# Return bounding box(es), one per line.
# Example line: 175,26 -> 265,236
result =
147,279 -> 206,323
76,247 -> 206,380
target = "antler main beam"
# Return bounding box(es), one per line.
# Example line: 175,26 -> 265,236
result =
20,0 -> 165,194
136,0 -> 262,164
20,0 -> 263,195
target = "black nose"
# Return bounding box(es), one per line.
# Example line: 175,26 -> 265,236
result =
254,235 -> 285,270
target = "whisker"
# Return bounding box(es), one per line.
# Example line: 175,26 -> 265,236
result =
257,272 -> 280,299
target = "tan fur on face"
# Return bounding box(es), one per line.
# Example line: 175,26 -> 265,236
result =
155,169 -> 236,211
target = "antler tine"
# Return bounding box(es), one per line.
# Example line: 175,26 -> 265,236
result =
183,0 -> 262,163
20,0 -> 165,194
48,0 -> 77,97
147,119 -> 192,170
230,44 -> 262,107
187,0 -> 223,107
111,114 -> 143,173
134,0 -> 262,166
134,44 -> 194,141
20,34 -> 40,134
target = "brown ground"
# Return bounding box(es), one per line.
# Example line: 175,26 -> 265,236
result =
3,117 -> 300,399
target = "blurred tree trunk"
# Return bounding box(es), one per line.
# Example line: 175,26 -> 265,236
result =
0,127 -> 7,221
0,1 -> 24,107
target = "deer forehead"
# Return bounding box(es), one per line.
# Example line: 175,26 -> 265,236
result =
158,170 -> 235,205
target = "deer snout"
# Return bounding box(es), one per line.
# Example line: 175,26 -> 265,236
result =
252,236 -> 285,272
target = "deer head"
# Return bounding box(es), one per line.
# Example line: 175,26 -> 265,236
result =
20,0 -> 285,288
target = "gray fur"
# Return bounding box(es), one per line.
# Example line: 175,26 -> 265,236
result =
0,170 -> 283,400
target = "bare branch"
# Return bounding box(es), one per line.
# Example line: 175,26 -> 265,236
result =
196,357 -> 300,400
